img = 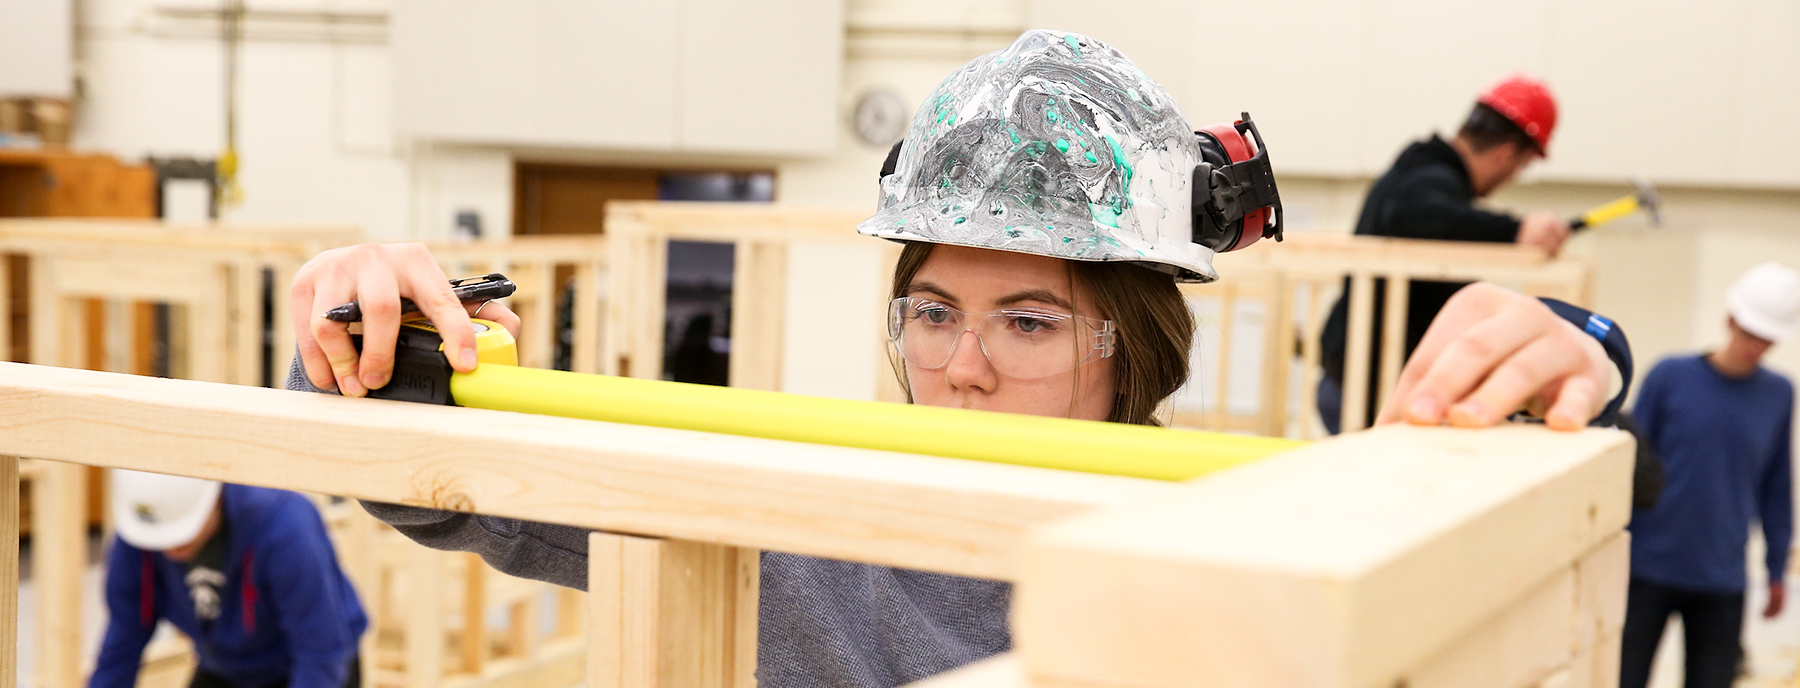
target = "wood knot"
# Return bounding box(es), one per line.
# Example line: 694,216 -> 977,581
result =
433,487 -> 477,513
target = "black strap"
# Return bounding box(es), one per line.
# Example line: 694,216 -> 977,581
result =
1540,298 -> 1633,427
879,140 -> 904,180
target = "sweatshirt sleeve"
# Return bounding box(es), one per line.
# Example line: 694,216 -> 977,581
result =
88,540 -> 153,688
1759,387 -> 1794,585
263,512 -> 361,688
1381,167 -> 1521,243
286,355 -> 594,591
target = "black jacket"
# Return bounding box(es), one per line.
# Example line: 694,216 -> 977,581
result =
1318,135 -> 1522,423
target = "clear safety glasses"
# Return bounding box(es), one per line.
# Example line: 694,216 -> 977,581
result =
886,297 -> 1116,379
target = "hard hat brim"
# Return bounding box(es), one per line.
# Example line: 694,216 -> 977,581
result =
855,207 -> 1219,283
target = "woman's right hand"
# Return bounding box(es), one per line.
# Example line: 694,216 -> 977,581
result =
289,243 -> 520,397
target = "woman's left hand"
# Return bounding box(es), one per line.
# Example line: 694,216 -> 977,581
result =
1379,282 -> 1612,431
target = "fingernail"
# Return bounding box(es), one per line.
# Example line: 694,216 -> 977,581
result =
1549,410 -> 1580,430
340,375 -> 366,398
1407,394 -> 1442,421
460,347 -> 479,371
363,371 -> 389,391
1449,401 -> 1484,424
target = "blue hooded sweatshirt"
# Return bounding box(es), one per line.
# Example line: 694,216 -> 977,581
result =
90,485 -> 368,688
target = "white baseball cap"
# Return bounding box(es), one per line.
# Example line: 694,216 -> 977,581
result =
110,469 -> 222,551
1727,262 -> 1800,342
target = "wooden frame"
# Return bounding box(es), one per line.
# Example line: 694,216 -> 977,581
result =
601,202 -> 896,393
0,208 -> 1614,688
1176,234 -> 1594,438
0,221 -> 617,387
598,204 -> 1593,436
0,362 -> 1631,688
0,219 -> 364,385
0,223 -> 623,688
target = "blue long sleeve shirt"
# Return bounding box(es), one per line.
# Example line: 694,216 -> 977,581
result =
1628,355 -> 1794,593
90,485 -> 368,688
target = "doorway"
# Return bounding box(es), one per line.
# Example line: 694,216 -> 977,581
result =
510,164 -> 774,379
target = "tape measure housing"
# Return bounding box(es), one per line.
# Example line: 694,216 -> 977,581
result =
350,318 -> 516,405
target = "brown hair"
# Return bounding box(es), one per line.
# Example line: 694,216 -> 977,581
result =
887,242 -> 1194,425
1458,102 -> 1539,154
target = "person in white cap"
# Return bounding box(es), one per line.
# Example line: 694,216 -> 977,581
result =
91,471 -> 367,688
1620,262 -> 1800,688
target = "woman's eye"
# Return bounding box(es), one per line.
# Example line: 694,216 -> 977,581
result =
1013,316 -> 1057,333
921,308 -> 951,324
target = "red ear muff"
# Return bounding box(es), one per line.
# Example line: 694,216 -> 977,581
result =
1192,112 -> 1283,253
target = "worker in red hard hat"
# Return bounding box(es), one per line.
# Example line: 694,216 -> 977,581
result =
1316,74 -> 1572,434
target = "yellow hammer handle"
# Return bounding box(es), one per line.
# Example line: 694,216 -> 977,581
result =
449,364 -> 1301,482
1580,194 -> 1641,228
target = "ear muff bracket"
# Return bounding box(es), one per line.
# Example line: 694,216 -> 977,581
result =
1192,112 -> 1284,253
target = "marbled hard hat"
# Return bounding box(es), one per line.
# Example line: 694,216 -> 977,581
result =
857,29 -> 1218,282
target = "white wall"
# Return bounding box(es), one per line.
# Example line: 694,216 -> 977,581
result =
1028,0 -> 1800,188
68,0 -> 513,242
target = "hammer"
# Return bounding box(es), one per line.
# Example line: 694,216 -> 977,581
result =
1571,177 -> 1662,231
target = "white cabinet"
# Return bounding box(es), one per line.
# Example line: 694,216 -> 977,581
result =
0,0 -> 73,97
393,0 -> 842,156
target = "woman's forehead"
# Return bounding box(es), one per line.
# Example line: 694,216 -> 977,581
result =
910,245 -> 1089,307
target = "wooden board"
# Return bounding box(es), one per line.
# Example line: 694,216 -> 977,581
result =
0,363 -> 1178,581
31,460 -> 85,688
588,533 -> 756,688
1,456 -> 17,688
1014,423 -> 1633,688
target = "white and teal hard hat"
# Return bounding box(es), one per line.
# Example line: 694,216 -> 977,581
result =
857,29 -> 1225,282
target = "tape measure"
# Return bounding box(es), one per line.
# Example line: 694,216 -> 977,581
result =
399,318 -> 518,366
353,318 -> 517,405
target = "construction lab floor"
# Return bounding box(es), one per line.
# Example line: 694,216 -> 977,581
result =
11,533 -> 1800,688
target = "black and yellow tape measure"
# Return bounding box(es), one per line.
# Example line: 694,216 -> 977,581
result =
352,318 -> 516,405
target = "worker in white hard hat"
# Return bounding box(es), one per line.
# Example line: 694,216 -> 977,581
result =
1619,262 -> 1800,688
91,470 -> 367,688
281,30 -> 1634,687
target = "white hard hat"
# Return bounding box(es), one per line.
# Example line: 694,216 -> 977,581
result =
1727,262 -> 1800,342
110,469 -> 221,551
857,30 -> 1281,283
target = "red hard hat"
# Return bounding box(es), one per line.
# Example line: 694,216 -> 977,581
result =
1478,74 -> 1557,155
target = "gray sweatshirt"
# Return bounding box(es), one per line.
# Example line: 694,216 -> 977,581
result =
286,363 -> 1011,688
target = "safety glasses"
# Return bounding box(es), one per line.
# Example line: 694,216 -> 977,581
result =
886,297 -> 1116,379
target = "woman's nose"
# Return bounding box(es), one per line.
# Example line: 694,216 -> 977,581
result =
942,330 -> 998,392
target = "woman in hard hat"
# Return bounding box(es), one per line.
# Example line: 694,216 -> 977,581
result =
91,470 -> 367,688
285,30 -> 1629,687
1620,262 -> 1800,688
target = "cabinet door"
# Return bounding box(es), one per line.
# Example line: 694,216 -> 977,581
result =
681,0 -> 843,156
0,0 -> 73,96
393,0 -> 680,149
393,0 -> 842,156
